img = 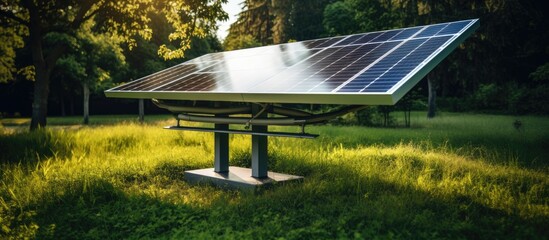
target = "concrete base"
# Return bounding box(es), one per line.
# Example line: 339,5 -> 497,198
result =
185,166 -> 303,190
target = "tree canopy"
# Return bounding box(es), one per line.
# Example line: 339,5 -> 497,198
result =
1,0 -> 548,123
0,0 -> 227,129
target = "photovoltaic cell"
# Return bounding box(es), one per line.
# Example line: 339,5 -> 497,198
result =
352,32 -> 384,45
436,21 -> 471,35
105,19 -> 479,105
390,27 -> 422,40
111,64 -> 200,91
334,34 -> 363,46
315,36 -> 345,48
365,35 -> 452,92
371,30 -> 402,42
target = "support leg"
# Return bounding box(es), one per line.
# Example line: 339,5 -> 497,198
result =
251,126 -> 268,178
214,120 -> 229,173
251,105 -> 268,178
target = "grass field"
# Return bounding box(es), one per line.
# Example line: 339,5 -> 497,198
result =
0,112 -> 548,239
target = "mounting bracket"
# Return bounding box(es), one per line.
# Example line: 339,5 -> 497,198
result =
173,105 -> 307,190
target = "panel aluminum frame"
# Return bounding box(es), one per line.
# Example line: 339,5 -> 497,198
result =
105,19 -> 479,105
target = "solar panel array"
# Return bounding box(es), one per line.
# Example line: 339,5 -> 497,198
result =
106,19 -> 479,105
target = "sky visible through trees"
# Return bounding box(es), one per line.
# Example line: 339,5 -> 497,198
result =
217,0 -> 242,40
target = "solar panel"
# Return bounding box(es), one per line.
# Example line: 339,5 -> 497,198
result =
105,19 -> 479,105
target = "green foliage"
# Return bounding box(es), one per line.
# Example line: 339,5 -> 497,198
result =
155,0 -> 228,60
51,19 -> 127,91
472,83 -> 503,110
322,0 -> 398,36
323,1 -> 357,35
530,63 -> 549,82
226,0 -> 332,46
0,113 -> 548,238
0,20 -> 27,82
332,107 -> 397,127
226,0 -> 275,45
223,34 -> 262,51
1,0 -> 228,129
339,0 -> 397,32
286,0 -> 332,40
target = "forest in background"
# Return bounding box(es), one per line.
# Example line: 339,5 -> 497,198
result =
224,0 -> 549,116
0,0 -> 548,123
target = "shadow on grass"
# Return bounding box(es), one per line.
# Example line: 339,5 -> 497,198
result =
0,129 -> 74,166
7,155 -> 541,239
317,127 -> 549,170
19,162 -> 547,239
1,125 -> 546,239
35,181 -> 207,239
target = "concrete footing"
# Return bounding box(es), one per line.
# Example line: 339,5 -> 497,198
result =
185,166 -> 303,190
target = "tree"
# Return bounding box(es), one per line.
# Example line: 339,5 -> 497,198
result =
323,1 -> 357,35
223,34 -> 261,50
0,12 -> 27,83
286,0 -> 331,40
0,0 -> 227,130
227,0 -> 273,45
226,0 -> 331,47
53,21 -> 126,124
391,0 -> 549,115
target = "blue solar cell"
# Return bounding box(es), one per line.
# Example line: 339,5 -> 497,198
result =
338,39 -> 426,92
156,73 -> 208,91
371,30 -> 401,42
436,21 -> 470,35
338,88 -> 363,92
326,41 -> 397,92
335,34 -> 365,46
340,39 -> 426,92
302,39 -> 326,48
315,36 -> 345,48
362,87 -> 391,92
285,46 -> 361,91
390,27 -> 422,40
361,36 -> 452,92
353,32 -> 383,44
114,63 -> 199,91
415,24 -> 448,38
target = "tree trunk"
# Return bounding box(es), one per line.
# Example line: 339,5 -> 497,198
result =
138,99 -> 145,123
60,94 -> 66,117
30,71 -> 50,130
28,3 -> 49,130
404,109 -> 411,128
69,98 -> 74,116
427,75 -> 437,118
83,82 -> 90,124
27,0 -> 64,130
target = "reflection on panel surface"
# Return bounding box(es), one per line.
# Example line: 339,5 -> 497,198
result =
106,19 -> 478,104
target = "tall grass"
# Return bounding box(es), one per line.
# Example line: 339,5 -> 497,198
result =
0,113 -> 547,239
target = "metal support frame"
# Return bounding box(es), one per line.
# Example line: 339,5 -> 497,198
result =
182,104 -> 303,189
251,105 -> 268,178
165,126 -> 318,138
214,115 -> 229,173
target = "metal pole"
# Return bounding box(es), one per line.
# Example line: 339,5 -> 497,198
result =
214,114 -> 229,173
251,105 -> 268,178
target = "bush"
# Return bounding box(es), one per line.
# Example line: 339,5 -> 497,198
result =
523,84 -> 549,114
330,107 -> 397,127
471,83 -> 504,110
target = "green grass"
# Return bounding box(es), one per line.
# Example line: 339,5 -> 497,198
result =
0,112 -> 548,239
